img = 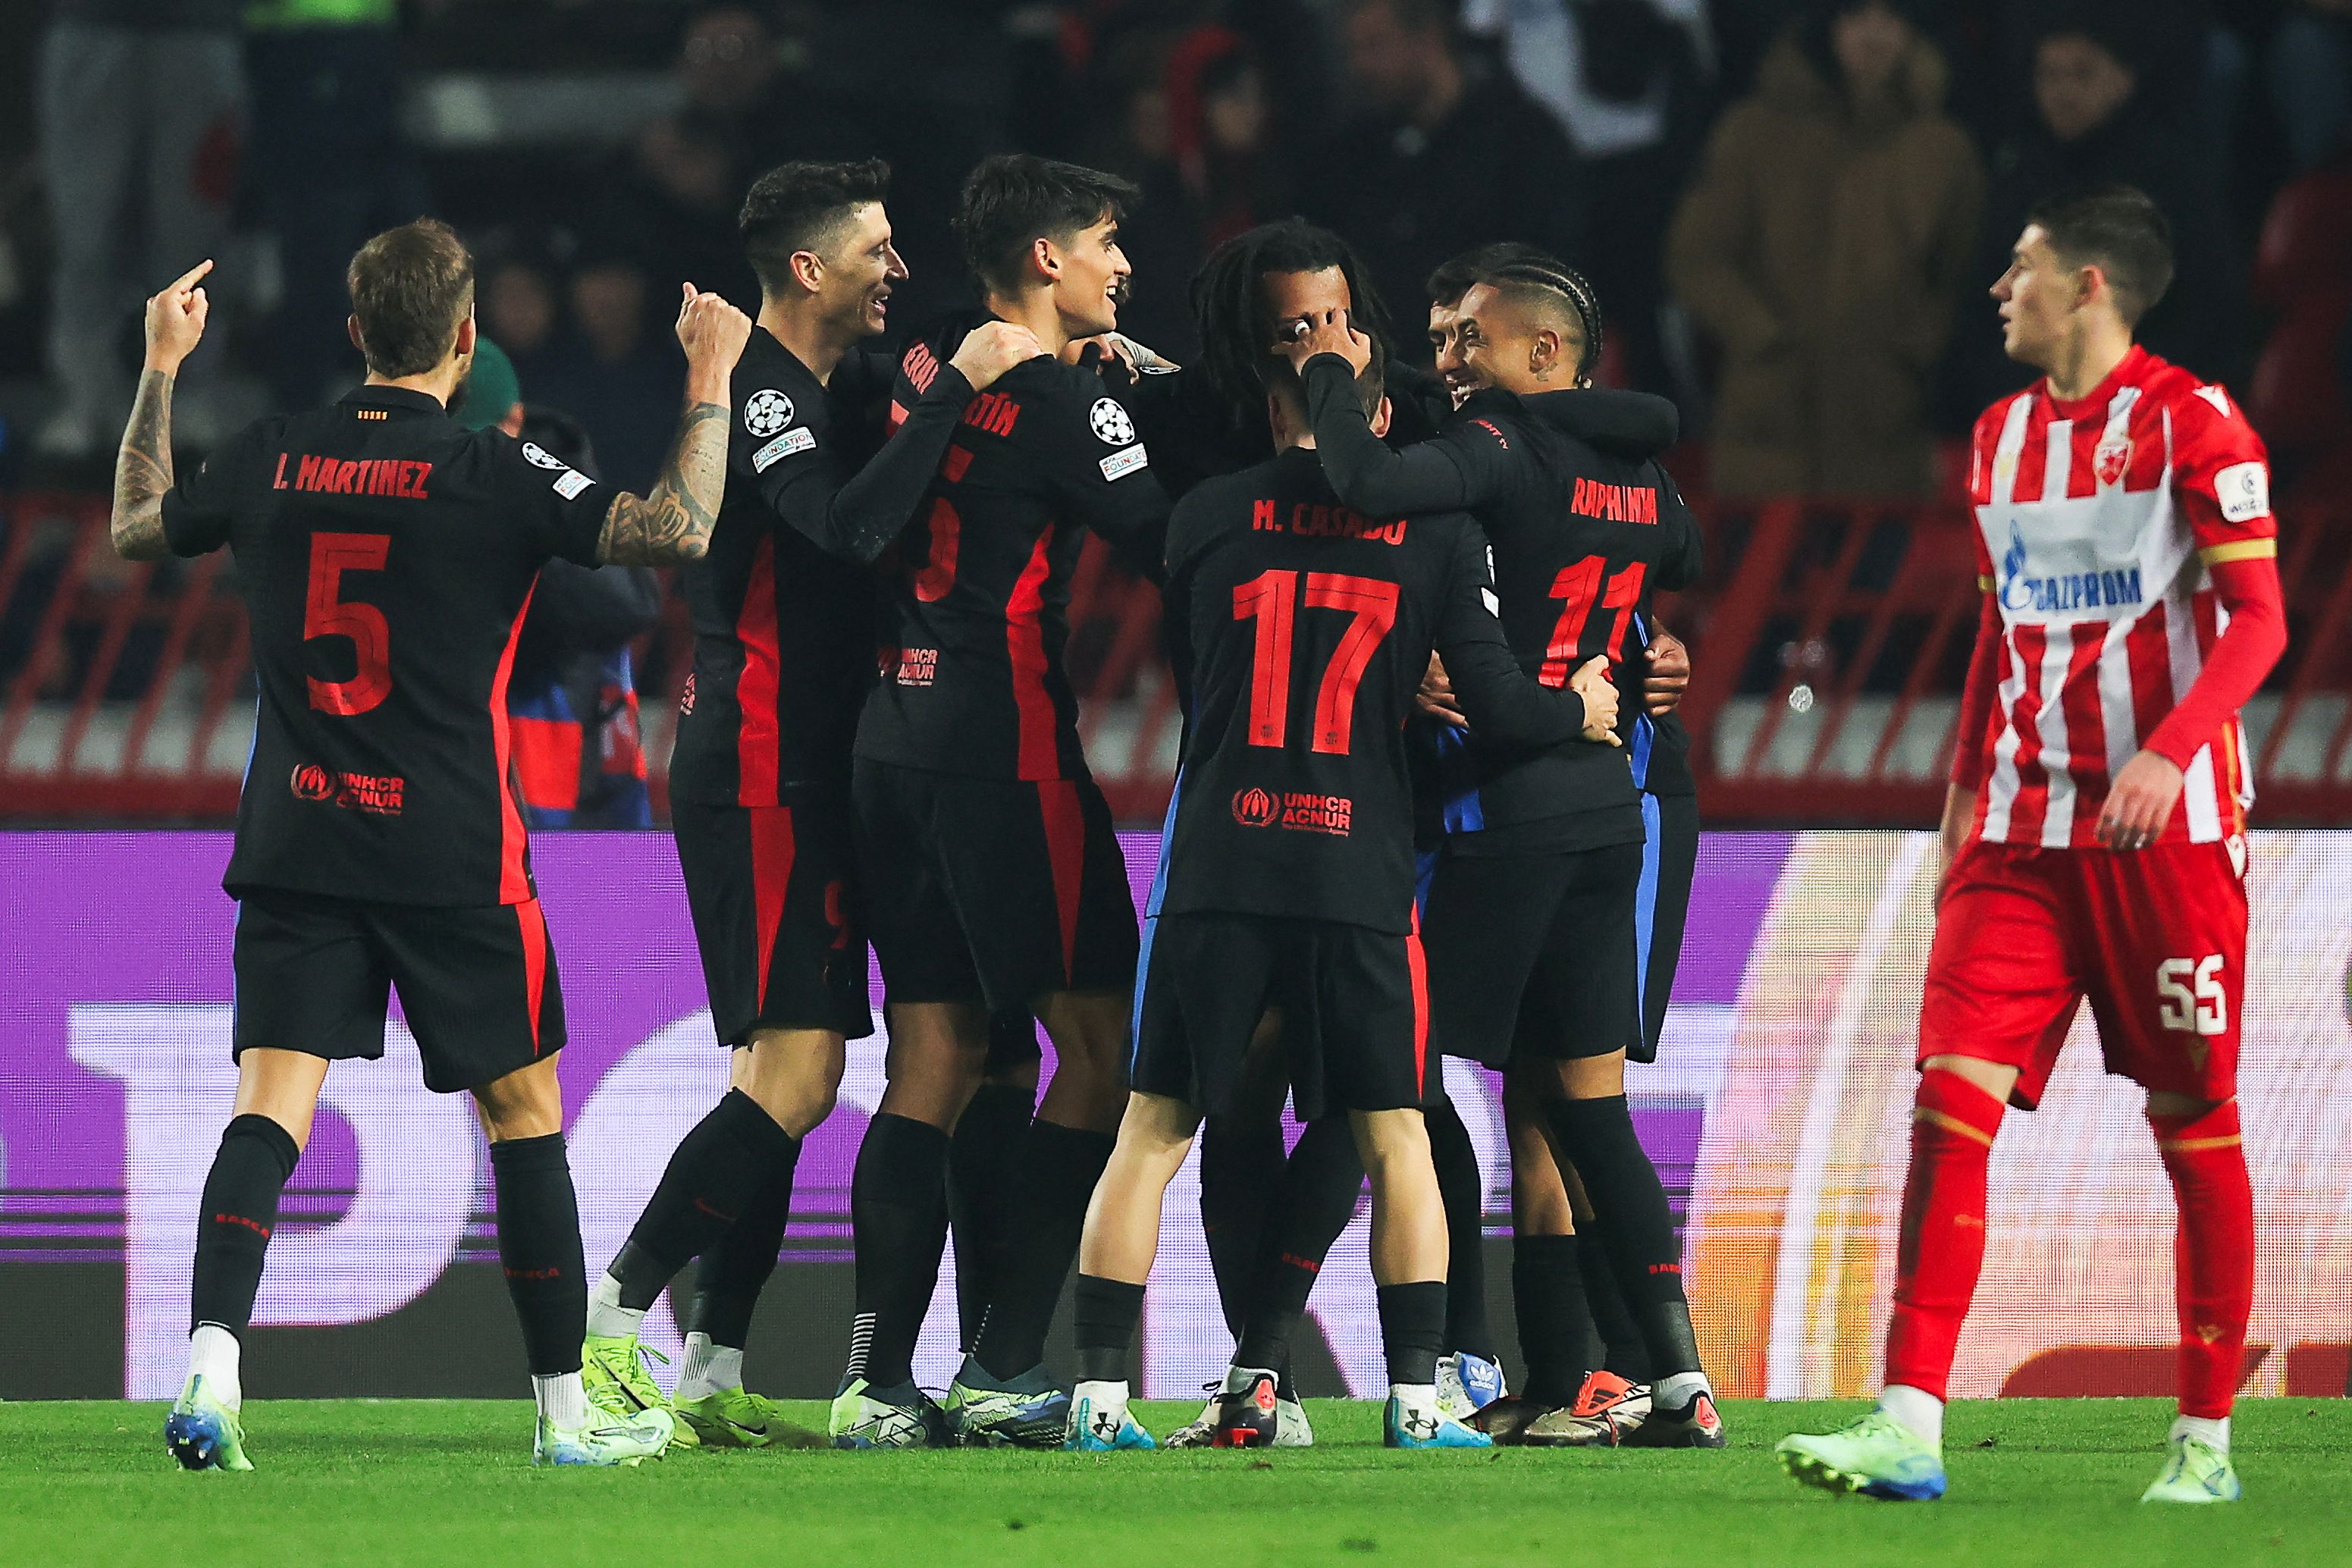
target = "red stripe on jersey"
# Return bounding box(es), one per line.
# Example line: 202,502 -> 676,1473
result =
1037,779 -> 1084,981
735,535 -> 782,804
1405,911 -> 1429,1098
2005,623 -> 2052,844
2065,416 -> 2105,499
887,400 -> 908,434
1007,527 -> 1058,780
516,898 -> 549,1052
942,444 -> 974,483
489,578 -> 538,904
2012,412 -> 2053,500
749,803 -> 797,1011
2056,624 -> 2109,843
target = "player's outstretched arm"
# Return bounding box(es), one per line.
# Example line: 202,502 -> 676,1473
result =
112,260 -> 214,561
1432,524 -> 1613,750
1283,311 -> 1504,517
597,285 -> 751,565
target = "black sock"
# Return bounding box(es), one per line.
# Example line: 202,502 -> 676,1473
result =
972,1119 -> 1116,1375
1576,1209 -> 1652,1383
1425,1095 -> 1495,1362
615,1089 -> 794,1310
688,1126 -> 802,1350
1199,1112 -> 1286,1341
846,1112 -> 952,1389
1073,1274 -> 1146,1383
949,1079 -> 1033,1348
490,1132 -> 589,1377
1375,1281 -> 1448,1388
1513,1233 -> 1600,1406
1234,1117 -> 1360,1376
1548,1096 -> 1699,1378
190,1114 -> 299,1337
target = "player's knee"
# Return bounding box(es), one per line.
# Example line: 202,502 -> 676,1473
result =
1919,1053 -> 2018,1105
472,1058 -> 565,1142
739,1028 -> 845,1137
1351,1107 -> 1432,1173
2146,1089 -> 2225,1119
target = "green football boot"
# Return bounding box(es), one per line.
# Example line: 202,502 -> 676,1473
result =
582,1333 -> 699,1448
829,1376 -> 949,1449
945,1353 -> 1072,1448
1777,1410 -> 1947,1501
164,1375 -> 253,1472
2141,1435 -> 2241,1504
674,1385 -> 819,1449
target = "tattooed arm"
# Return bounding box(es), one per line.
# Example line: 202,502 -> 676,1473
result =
113,260 -> 214,561
594,284 -> 751,566
594,398 -> 730,564
112,368 -> 177,560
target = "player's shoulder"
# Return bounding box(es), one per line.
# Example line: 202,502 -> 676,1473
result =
1166,463 -> 1263,551
730,333 -> 827,468
2138,355 -> 2266,455
1970,383 -> 2035,449
472,425 -> 599,503
1447,388 -> 1527,450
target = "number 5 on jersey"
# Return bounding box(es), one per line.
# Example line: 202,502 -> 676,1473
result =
1234,569 -> 1399,755
306,532 -> 393,715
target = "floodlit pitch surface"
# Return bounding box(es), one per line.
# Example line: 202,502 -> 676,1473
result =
8,1400 -> 2350,1566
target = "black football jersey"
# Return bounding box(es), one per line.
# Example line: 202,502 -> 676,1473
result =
855,312 -> 1174,782
1158,447 -> 1592,931
161,384 -> 615,905
668,327 -> 977,805
1302,359 -> 1702,850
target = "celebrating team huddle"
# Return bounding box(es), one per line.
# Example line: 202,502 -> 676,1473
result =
117,134 -> 2279,1505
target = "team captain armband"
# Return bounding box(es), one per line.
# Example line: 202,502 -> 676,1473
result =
2200,538 -> 2277,566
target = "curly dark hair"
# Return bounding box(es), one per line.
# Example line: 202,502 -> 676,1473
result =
1188,219 -> 1395,420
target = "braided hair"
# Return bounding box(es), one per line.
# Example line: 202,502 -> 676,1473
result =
1475,254 -> 1605,385
1189,219 -> 1395,419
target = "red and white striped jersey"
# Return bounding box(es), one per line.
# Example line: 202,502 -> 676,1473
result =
1965,346 -> 2276,848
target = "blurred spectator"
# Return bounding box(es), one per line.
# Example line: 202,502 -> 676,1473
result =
454,337 -> 524,437
475,400 -> 660,832
2268,0 -> 2352,171
1302,0 -> 1587,344
1957,12 -> 2250,411
527,244 -> 684,495
35,0 -> 243,460
1667,0 -> 1983,496
1463,0 -> 1717,391
244,0 -> 425,412
478,251 -> 561,388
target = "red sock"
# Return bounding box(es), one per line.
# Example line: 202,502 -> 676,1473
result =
1882,1069 -> 2006,1400
2149,1099 -> 2254,1419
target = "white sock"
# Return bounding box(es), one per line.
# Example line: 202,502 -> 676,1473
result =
676,1333 -> 744,1400
2172,1413 -> 2229,1454
1878,1383 -> 1945,1450
1221,1363 -> 1276,1397
1074,1378 -> 1131,1427
1654,1371 -> 1712,1412
187,1323 -> 242,1410
535,1371 -> 589,1429
585,1273 -> 644,1340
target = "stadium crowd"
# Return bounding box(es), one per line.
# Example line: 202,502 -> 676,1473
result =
2,0 -> 2346,499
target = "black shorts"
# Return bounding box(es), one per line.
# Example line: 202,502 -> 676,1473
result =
853,760 -> 1140,1011
1419,839 -> 1644,1068
230,889 -> 564,1094
673,795 -> 873,1046
986,1011 -> 1045,1071
1132,912 -> 1426,1121
1635,792 -> 1699,1064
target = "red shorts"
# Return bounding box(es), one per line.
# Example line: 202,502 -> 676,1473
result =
1918,837 -> 2247,1109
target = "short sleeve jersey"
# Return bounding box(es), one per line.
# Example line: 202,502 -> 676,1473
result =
668,328 -> 881,804
855,312 -> 1174,781
1159,447 -> 1581,933
162,384 -> 613,905
1965,345 -> 2277,846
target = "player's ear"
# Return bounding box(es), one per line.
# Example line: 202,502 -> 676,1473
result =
453,310 -> 478,359
2077,261 -> 2108,313
791,248 -> 823,295
1267,390 -> 1294,447
1032,236 -> 1061,284
347,315 -> 366,357
1369,395 -> 1393,439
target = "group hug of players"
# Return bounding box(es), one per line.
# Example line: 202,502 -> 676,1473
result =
120,132 -> 2281,1503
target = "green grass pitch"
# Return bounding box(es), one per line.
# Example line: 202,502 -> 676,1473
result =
9,1399 -> 2350,1567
